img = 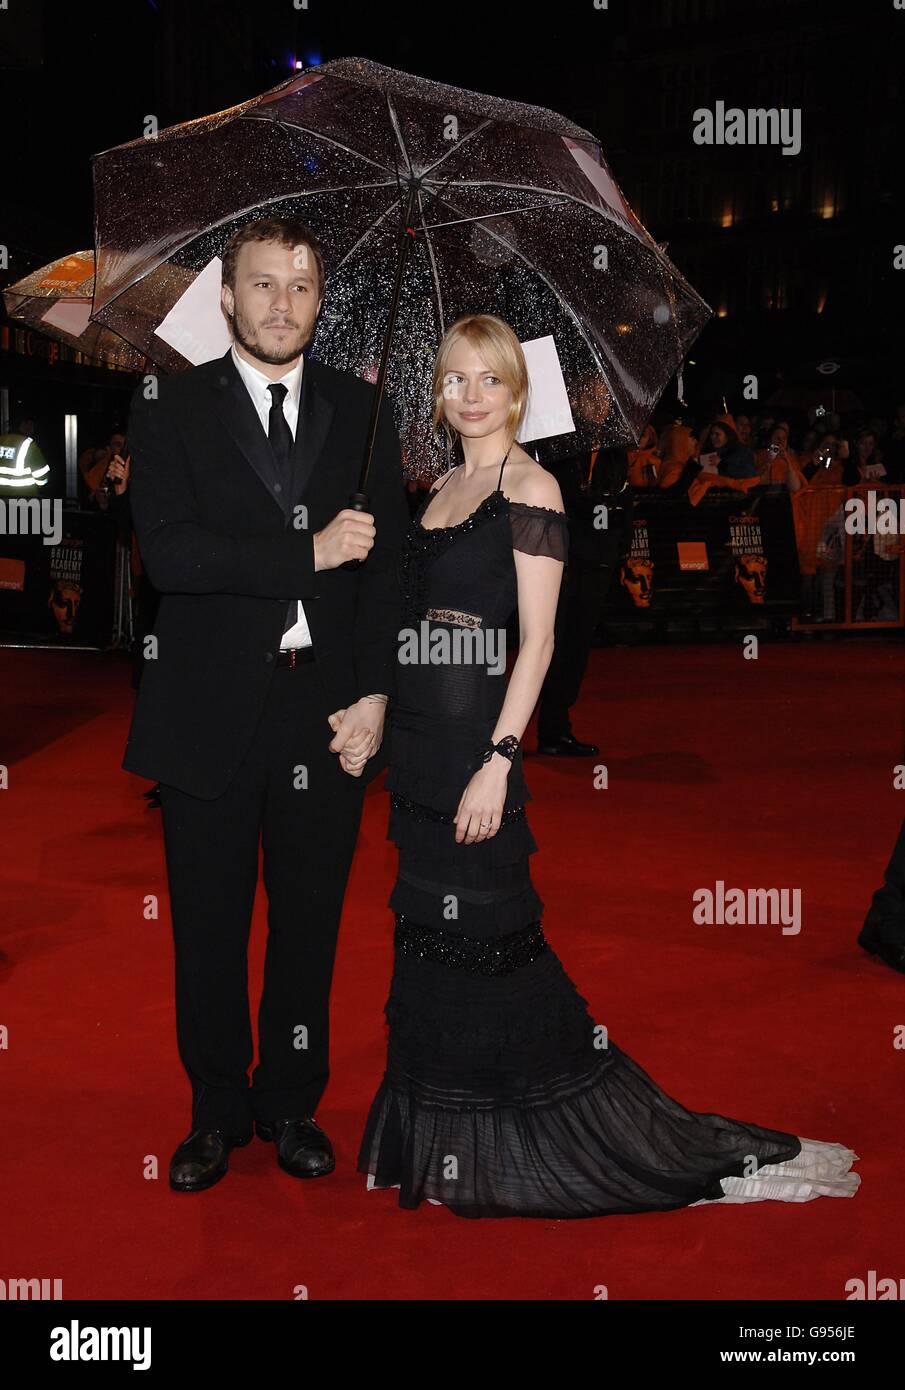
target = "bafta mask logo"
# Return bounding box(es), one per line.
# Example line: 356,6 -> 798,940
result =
621,557 -> 654,608
49,581 -> 82,634
735,552 -> 767,604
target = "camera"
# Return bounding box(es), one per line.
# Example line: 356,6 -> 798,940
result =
101,441 -> 130,497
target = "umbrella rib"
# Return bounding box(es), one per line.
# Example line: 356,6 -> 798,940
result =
240,111 -> 399,178
331,194 -> 406,272
328,127 -> 462,275
415,186 -> 456,472
93,184 -> 406,313
416,199 -> 570,233
420,173 -> 710,321
415,186 -> 446,334
415,119 -> 494,179
434,188 -> 637,434
385,95 -> 414,178
421,175 -> 637,231
382,100 -> 498,188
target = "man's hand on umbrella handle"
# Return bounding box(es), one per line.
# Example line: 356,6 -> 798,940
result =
313,509 -> 375,569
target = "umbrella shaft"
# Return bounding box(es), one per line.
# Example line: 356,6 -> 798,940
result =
356,185 -> 419,495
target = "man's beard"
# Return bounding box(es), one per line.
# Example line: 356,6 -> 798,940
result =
230,306 -> 310,365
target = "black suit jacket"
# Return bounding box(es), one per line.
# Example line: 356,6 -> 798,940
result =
122,346 -> 409,799
547,448 -> 633,567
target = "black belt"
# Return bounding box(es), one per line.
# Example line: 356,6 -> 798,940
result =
276,646 -> 315,667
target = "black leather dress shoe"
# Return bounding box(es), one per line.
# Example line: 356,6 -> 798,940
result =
169,1128 -> 252,1192
858,917 -> 905,975
255,1117 -> 335,1179
536,733 -> 600,757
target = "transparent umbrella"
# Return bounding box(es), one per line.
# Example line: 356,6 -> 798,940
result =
2,249 -> 147,371
91,56 -> 710,483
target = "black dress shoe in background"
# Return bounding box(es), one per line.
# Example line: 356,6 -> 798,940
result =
255,1117 -> 335,1179
536,732 -> 600,757
858,914 -> 905,975
169,1127 -> 252,1192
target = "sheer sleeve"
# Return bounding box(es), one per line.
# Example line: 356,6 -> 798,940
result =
508,502 -> 569,562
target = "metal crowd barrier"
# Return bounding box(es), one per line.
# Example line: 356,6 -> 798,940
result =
791,484 -> 905,630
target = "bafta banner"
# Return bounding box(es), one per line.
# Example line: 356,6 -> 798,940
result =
0,509 -> 117,647
612,486 -> 800,626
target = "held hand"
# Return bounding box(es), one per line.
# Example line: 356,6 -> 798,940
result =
328,698 -> 386,776
454,760 -> 509,845
327,709 -> 370,774
329,718 -> 367,773
313,509 -> 376,570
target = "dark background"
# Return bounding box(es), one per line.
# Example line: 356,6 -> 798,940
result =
1,0 -> 903,440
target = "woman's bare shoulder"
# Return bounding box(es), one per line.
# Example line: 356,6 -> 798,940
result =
504,451 -> 565,511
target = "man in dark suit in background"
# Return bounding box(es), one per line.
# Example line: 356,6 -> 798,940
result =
536,374 -> 633,755
124,216 -> 409,1192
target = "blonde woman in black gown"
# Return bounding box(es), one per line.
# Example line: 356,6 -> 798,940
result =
348,313 -> 860,1218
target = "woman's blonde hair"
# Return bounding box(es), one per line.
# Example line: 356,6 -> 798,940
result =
432,314 -> 529,450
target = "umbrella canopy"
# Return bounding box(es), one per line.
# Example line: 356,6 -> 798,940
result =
91,57 -> 710,476
2,250 -> 147,371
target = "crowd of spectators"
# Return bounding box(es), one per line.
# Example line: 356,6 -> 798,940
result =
628,400 -> 905,498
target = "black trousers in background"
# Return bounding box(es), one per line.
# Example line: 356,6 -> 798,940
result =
158,662 -> 365,1133
859,815 -> 905,971
537,553 -> 618,741
130,572 -> 160,690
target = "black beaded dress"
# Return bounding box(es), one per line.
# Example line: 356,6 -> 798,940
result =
357,457 -> 860,1218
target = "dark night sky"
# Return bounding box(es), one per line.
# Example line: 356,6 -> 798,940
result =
3,0 -> 901,406
1,0 -> 618,263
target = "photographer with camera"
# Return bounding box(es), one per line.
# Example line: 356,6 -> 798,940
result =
801,431 -> 849,485
755,422 -> 807,492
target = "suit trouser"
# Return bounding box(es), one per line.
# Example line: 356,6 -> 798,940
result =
158,662 -> 365,1132
860,815 -> 905,951
537,552 -> 618,740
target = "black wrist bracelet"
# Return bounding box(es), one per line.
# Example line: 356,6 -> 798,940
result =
477,734 -> 520,764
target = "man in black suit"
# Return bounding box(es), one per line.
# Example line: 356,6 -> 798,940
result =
536,375 -> 633,755
124,216 -> 409,1191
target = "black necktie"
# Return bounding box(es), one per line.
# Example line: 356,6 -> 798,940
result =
266,382 -> 297,635
267,382 -> 293,486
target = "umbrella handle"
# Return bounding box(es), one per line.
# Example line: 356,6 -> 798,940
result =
339,491 -> 370,570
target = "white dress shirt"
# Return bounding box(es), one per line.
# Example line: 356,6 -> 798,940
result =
230,343 -> 311,648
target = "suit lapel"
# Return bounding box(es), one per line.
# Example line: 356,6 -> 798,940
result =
211,348 -> 336,523
290,355 -> 335,513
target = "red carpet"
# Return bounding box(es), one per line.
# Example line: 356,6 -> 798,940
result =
1,638 -> 902,1300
